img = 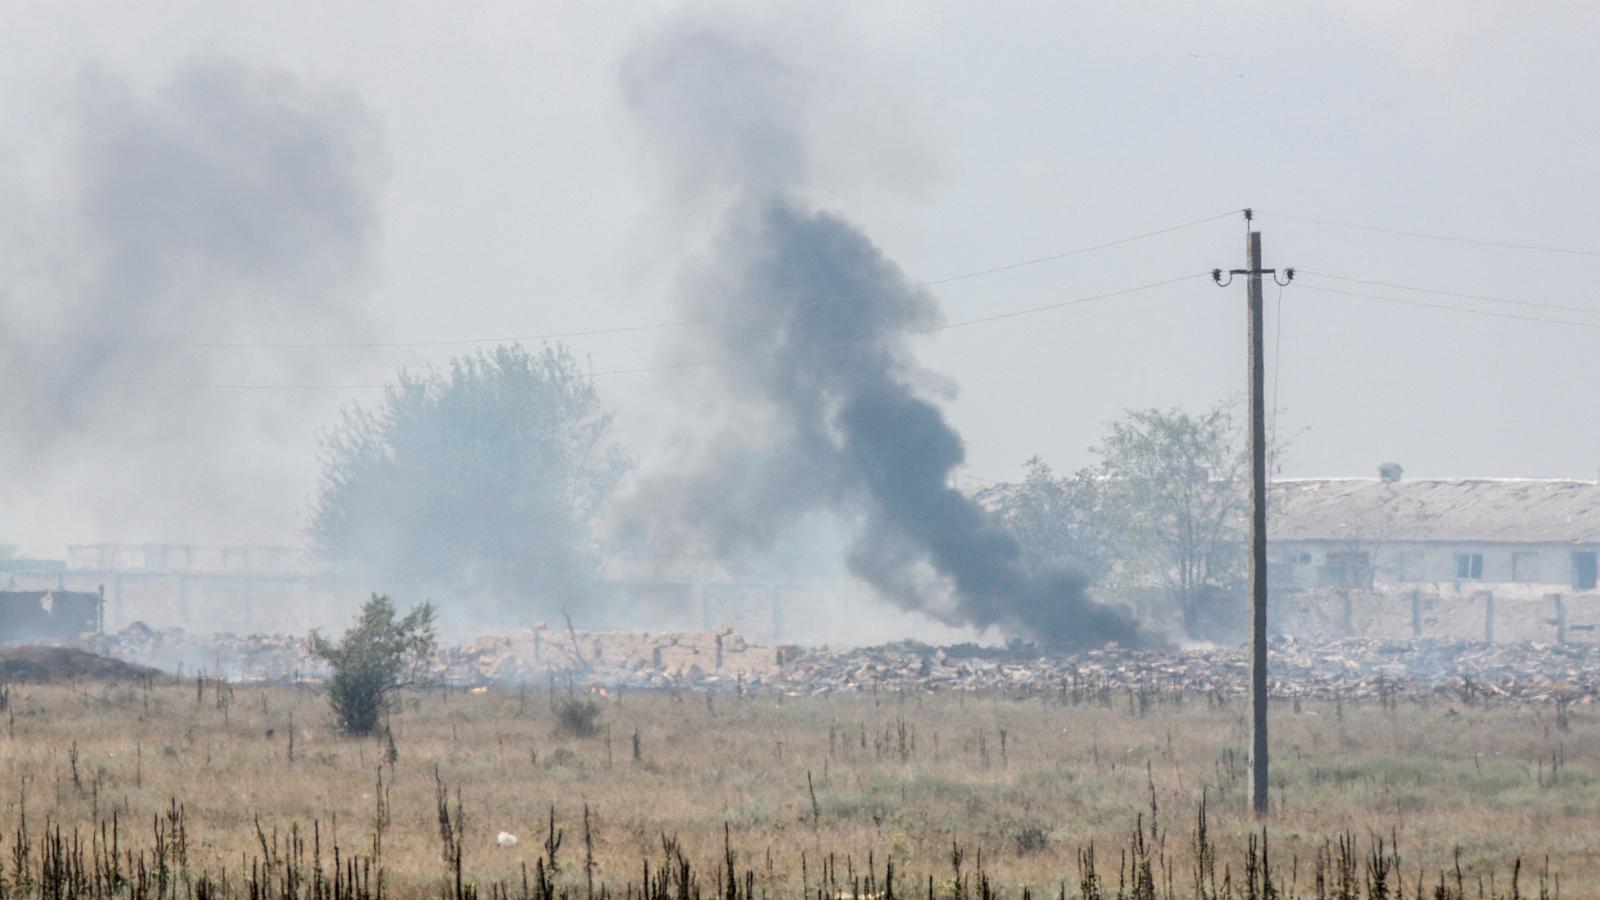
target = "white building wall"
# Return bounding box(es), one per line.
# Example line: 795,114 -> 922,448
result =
1273,540 -> 1600,593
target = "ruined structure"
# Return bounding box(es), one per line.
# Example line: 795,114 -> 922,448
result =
0,590 -> 102,642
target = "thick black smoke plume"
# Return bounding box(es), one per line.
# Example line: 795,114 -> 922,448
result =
623,23 -> 1141,647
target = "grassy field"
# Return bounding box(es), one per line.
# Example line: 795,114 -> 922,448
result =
0,676 -> 1591,897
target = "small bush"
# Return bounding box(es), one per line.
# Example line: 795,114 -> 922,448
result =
542,747 -> 583,770
1012,825 -> 1048,855
555,698 -> 602,737
308,594 -> 437,736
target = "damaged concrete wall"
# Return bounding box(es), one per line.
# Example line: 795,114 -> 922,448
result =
1276,586 -> 1599,644
0,590 -> 100,641
1,571 -> 360,633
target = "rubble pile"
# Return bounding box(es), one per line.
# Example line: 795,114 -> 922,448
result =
770,637 -> 1600,704
436,632 -> 1600,704
56,623 -> 1600,704
437,623 -> 791,686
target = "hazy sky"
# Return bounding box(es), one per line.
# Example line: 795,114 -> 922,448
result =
3,1 -> 1599,557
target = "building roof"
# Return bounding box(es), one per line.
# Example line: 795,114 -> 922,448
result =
1272,478 -> 1600,545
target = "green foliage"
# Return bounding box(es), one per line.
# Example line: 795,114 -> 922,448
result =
308,594 -> 437,736
994,404 -> 1251,640
541,747 -> 584,769
1093,404 -> 1248,638
989,456 -> 1112,581
309,343 -> 631,619
554,697 -> 602,737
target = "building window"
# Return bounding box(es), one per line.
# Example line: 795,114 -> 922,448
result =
1574,551 -> 1597,590
1513,551 -> 1540,583
1456,552 -> 1484,580
1322,551 -> 1373,589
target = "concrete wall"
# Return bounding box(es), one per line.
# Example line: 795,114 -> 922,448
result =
66,544 -> 309,575
1274,586 -> 1600,644
0,570 -> 362,634
0,591 -> 101,641
1273,540 -> 1600,591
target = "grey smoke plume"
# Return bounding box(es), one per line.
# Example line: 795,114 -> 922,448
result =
0,58 -> 383,547
623,23 -> 1141,647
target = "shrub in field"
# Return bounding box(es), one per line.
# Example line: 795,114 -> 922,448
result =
308,594 -> 437,735
1012,825 -> 1048,855
555,697 -> 602,737
542,747 -> 584,769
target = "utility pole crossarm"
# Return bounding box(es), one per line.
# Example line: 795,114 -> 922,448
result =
1212,267 -> 1295,286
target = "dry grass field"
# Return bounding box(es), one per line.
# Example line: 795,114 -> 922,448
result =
0,675 -> 1592,897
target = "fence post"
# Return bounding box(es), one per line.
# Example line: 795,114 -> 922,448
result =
1340,589 -> 1353,636
1411,590 -> 1422,638
1483,591 -> 1495,644
1552,593 -> 1568,645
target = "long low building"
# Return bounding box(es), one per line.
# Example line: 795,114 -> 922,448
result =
1268,472 -> 1600,642
971,466 -> 1600,642
1272,475 -> 1600,594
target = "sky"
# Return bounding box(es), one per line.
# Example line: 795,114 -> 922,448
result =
3,1 -> 1599,558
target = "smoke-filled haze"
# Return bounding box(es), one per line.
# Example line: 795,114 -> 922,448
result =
0,56 -> 384,548
616,23 -> 1140,645
2,3 -> 1599,629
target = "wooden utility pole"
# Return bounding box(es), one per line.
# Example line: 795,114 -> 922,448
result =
1213,211 -> 1291,816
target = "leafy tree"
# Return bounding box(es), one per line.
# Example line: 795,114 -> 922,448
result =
988,456 -> 1112,582
308,594 -> 437,735
1092,404 -> 1248,638
309,343 -> 631,620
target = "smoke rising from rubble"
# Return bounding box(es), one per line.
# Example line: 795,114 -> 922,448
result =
0,58 -> 384,548
621,22 -> 1142,647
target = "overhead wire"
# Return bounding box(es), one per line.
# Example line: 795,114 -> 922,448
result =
10,273 -> 1210,390
590,272 -> 1209,378
1294,282 -> 1600,331
1258,211 -> 1600,258
2,210 -> 1239,353
1270,278 -> 1284,454
1297,270 -> 1600,317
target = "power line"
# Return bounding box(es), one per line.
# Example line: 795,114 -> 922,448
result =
1259,210 -> 1600,258
590,273 -> 1208,378
9,273 -> 1208,390
910,210 -> 1237,288
1270,279 -> 1284,453
3,211 -> 1238,353
1295,282 -> 1600,331
1298,270 -> 1600,317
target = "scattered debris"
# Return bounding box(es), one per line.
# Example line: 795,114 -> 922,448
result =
49,622 -> 1600,704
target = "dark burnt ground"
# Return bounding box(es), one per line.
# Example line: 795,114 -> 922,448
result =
0,645 -> 162,683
